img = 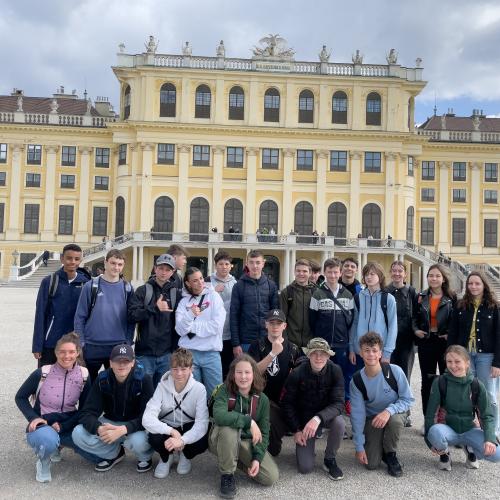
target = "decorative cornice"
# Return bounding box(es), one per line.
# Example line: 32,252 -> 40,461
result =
283,148 -> 295,158
384,151 -> 399,160
246,147 -> 259,156
177,144 -> 191,153
439,161 -> 451,170
470,162 -> 481,171
44,145 -> 59,154
316,149 -> 329,159
349,150 -> 362,159
78,146 -> 93,155
213,145 -> 226,154
140,142 -> 154,151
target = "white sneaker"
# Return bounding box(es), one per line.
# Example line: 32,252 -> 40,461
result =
177,452 -> 192,475
154,455 -> 173,479
438,453 -> 452,471
51,449 -> 62,463
36,459 -> 52,483
464,446 -> 479,469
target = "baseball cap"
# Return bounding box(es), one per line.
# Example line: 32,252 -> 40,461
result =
266,309 -> 286,322
110,344 -> 135,362
155,254 -> 176,269
302,337 -> 334,357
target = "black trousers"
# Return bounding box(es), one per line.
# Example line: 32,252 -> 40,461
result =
268,400 -> 289,457
148,421 -> 208,462
37,348 -> 57,367
220,339 -> 234,381
85,358 -> 110,382
391,340 -> 415,381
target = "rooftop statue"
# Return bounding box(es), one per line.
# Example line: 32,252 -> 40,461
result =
50,99 -> 59,114
319,45 -> 330,63
472,114 -> 481,131
16,96 -> 23,112
386,48 -> 398,64
352,49 -> 363,64
182,41 -> 192,56
118,43 -> 126,53
145,35 -> 158,54
86,99 -> 92,115
216,40 -> 225,57
415,57 -> 422,68
252,34 -> 295,59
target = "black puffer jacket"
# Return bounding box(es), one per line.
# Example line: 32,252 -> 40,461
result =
386,284 -> 418,344
281,359 -> 344,432
412,289 -> 455,339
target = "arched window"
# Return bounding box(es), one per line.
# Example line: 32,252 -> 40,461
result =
298,89 -> 314,123
190,197 -> 209,241
366,92 -> 381,125
123,85 -> 131,120
259,200 -> 279,236
115,197 -> 125,237
264,88 -> 280,122
327,202 -> 347,240
362,203 -> 381,239
224,198 -> 243,241
153,196 -> 174,240
332,91 -> 347,124
195,85 -> 211,118
406,206 -> 415,242
228,86 -> 244,120
294,201 -> 314,243
160,83 -> 176,117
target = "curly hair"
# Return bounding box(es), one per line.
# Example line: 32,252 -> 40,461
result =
459,270 -> 498,310
225,354 -> 266,395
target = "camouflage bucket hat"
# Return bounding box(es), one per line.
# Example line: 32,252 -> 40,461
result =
302,337 -> 334,357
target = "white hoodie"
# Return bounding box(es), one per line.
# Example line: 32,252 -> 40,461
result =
142,371 -> 208,445
175,284 -> 226,352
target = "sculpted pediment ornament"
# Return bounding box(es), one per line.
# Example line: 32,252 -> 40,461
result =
252,34 -> 295,60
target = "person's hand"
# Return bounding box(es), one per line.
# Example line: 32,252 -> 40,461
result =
169,428 -> 182,440
250,420 -> 262,445
294,431 -> 307,446
33,352 -> 42,360
491,366 -> 500,378
271,338 -> 284,357
233,346 -> 243,357
28,418 -> 47,432
302,417 -> 320,440
371,410 -> 391,429
381,357 -> 390,364
190,304 -> 201,316
349,352 -> 357,365
51,422 -> 61,433
484,441 -> 497,456
215,283 -> 225,293
165,436 -> 184,452
156,295 -> 172,312
247,459 -> 260,477
97,423 -> 127,444
415,330 -> 426,339
355,450 -> 368,465
431,447 -> 447,456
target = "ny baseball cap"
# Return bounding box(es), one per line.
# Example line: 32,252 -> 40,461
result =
155,253 -> 176,269
110,344 -> 134,362
266,309 -> 286,322
302,337 -> 334,357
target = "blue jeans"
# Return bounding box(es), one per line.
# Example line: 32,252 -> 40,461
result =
241,343 -> 251,353
427,424 -> 500,462
72,419 -> 153,462
136,352 -> 171,387
332,347 -> 355,400
191,350 -> 223,399
470,352 -> 499,435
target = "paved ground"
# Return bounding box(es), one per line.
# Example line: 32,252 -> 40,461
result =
1,288 -> 499,499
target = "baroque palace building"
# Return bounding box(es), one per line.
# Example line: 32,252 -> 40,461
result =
0,35 -> 499,289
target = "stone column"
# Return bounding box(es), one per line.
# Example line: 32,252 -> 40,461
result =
132,245 -> 138,282
349,151 -> 362,237
289,248 -> 296,283
177,145 -> 191,232
384,152 -> 398,238
207,247 -> 213,276
138,245 -> 144,282
139,143 -> 154,232
41,145 -> 59,241
283,248 -> 290,289
245,147 -> 259,233
75,146 -> 92,241
129,144 -> 140,232
315,150 -> 328,233
282,149 -> 295,234
438,161 -> 450,253
6,144 -> 24,240
212,146 -> 225,231
469,162 -> 482,253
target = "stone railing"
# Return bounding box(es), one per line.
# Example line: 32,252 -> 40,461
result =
0,111 -> 114,128
25,113 -> 49,124
418,128 -> 500,144
0,112 -> 14,123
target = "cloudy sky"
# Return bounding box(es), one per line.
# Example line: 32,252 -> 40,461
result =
2,0 -> 500,123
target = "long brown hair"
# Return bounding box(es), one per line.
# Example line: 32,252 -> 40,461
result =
426,264 -> 455,299
225,354 -> 265,396
362,262 -> 386,289
459,270 -> 498,310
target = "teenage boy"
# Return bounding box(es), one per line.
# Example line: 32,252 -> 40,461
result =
309,259 -> 324,287
166,244 -> 188,291
282,338 -> 346,480
280,259 -> 316,348
72,344 -> 154,473
309,258 -> 357,414
249,309 -> 300,456
128,254 -> 181,387
74,249 -> 135,381
350,332 -> 414,477
230,250 -> 279,355
206,251 -> 237,378
32,244 -> 90,366
339,257 -> 362,297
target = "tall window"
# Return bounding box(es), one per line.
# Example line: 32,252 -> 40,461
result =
95,147 -> 110,167
115,197 -> 125,237
193,145 -> 210,166
327,202 -> 347,238
160,83 -> 176,117
62,146 -> 76,166
58,205 -> 74,235
366,92 -> 381,125
294,201 -> 313,242
364,152 -> 381,173
224,198 -> 243,241
408,156 -> 414,176
92,207 -> 108,236
485,190 -> 498,204
118,144 -> 127,165
190,197 -> 209,241
0,143 -> 7,163
228,86 -> 244,120
259,200 -> 278,231
485,163 -> 498,182
298,89 -> 314,123
332,91 -> 348,124
422,161 -> 435,180
264,88 -> 280,122
26,173 -> 41,188
362,203 -> 381,238
227,147 -> 244,168
153,196 -> 174,238
421,188 -> 435,202
330,151 -> 347,172
0,203 -> 4,232
61,174 -> 75,189
94,176 -> 109,190
27,145 -> 42,165
297,150 -> 313,171
123,85 -> 131,119
24,204 -> 40,234
452,218 -> 466,246
158,144 -> 175,165
406,206 -> 414,242
420,217 -> 434,246
195,85 -> 211,118
0,172 -> 5,186
452,189 -> 466,203
262,148 -> 279,169
453,162 -> 467,181
484,219 -> 498,247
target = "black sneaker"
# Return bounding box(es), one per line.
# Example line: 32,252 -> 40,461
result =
136,458 -> 153,473
323,458 -> 344,480
220,473 -> 236,499
95,446 -> 125,472
382,452 -> 403,477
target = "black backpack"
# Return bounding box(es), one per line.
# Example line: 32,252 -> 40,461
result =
354,291 -> 389,332
352,362 -> 398,401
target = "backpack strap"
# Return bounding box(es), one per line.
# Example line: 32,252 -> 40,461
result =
169,287 -> 178,311
438,375 -> 448,407
89,276 -> 101,317
98,369 -> 112,395
227,392 -> 237,411
48,273 -> 59,299
250,394 -> 260,420
143,283 -> 154,307
30,365 -> 52,405
380,362 -> 398,394
381,291 -> 389,332
470,377 -> 480,415
352,370 -> 368,401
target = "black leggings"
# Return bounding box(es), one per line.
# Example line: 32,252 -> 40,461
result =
418,336 -> 447,415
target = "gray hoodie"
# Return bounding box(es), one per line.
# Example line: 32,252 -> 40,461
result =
207,272 -> 237,341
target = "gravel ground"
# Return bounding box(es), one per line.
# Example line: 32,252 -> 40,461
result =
1,288 -> 499,500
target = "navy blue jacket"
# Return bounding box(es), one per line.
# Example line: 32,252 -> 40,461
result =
32,267 -> 91,353
230,273 -> 279,346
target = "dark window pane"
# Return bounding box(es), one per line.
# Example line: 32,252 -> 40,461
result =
294,201 -> 313,243
0,143 -> 7,163
364,152 -> 381,172
421,217 -> 434,246
92,207 -> 108,236
94,176 -> 109,190
330,151 -> 347,172
406,206 -> 414,242
27,145 -> 42,165
62,146 -> 76,166
452,218 -> 466,246
485,163 -> 498,182
158,143 -> 175,165
24,204 -> 40,233
366,92 -> 381,125
484,190 -> 498,204
0,202 -> 4,232
160,83 -> 176,117
484,219 -> 498,247
115,197 -> 125,237
195,85 -> 211,118
123,85 -> 131,120
408,156 -> 414,176
297,150 -> 313,171
259,200 -> 278,230
190,197 -> 209,241
58,205 -> 74,235
262,148 -> 279,169
362,203 -> 381,238
95,147 -> 110,167
327,202 -> 347,238
229,86 -> 244,120
452,189 -> 466,203
227,147 -> 244,168
118,144 -> 127,165
332,91 -> 348,124
61,174 -> 75,189
153,196 -> 174,239
26,173 -> 41,188
264,88 -> 280,122
193,145 -> 210,166
224,198 -> 243,241
422,161 -> 435,180
453,162 -> 467,181
421,188 -> 435,202
298,90 -> 314,123
0,171 -> 6,186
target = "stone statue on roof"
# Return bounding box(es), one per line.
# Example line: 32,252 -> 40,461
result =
118,43 -> 125,53
16,96 -> 23,112
472,114 -> 481,131
182,41 -> 192,56
386,48 -> 398,64
85,99 -> 92,115
216,40 -> 225,57
252,34 -> 295,59
145,35 -> 158,54
415,57 -> 422,68
352,49 -> 363,64
50,99 -> 59,114
319,45 -> 330,63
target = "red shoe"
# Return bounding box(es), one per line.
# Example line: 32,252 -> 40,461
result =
344,400 -> 351,416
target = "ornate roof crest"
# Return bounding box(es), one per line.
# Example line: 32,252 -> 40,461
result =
252,34 -> 295,60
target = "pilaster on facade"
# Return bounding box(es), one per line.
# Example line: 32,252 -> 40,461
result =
470,162 -> 482,253
139,143 -> 154,231
245,148 -> 259,233
75,145 -> 91,241
384,151 -> 398,237
315,150 -> 328,232
212,146 -> 225,231
349,151 -> 362,237
129,143 -> 140,232
5,144 -> 24,240
282,150 -> 295,233
438,161 -> 451,253
177,144 -> 191,232
41,145 -> 59,241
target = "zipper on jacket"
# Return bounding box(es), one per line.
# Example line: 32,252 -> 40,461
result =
60,370 -> 68,412
45,316 -> 55,340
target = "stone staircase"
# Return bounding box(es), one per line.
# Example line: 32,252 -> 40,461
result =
2,260 -> 61,288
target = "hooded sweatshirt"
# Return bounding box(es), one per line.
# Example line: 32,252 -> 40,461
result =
142,371 -> 208,444
207,272 -> 237,341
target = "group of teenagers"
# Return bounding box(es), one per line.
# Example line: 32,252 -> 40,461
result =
15,242 -> 500,498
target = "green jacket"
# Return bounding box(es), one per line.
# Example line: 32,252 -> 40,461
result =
213,384 -> 270,463
424,371 -> 496,445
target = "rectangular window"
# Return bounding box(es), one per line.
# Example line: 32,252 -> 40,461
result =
62,146 -> 76,166
485,163 -> 498,182
118,144 -> 127,165
330,151 -> 348,172
0,202 -> 4,232
26,173 -> 41,187
452,189 -> 466,203
58,205 -> 74,235
262,148 -> 279,169
193,145 -> 210,166
157,144 -> 175,165
421,188 -> 435,202
421,161 -> 435,180
27,145 -> 42,165
484,219 -> 498,248
297,150 -> 313,171
0,143 -> 7,163
94,176 -> 109,190
452,218 -> 466,246
485,189 -> 498,204
95,147 -> 110,168
453,161 -> 467,181
24,203 -> 40,234
364,152 -> 381,173
420,217 -> 434,246
92,206 -> 108,236
227,147 -> 244,168
61,174 -> 75,189
408,156 -> 414,176
0,171 -> 6,186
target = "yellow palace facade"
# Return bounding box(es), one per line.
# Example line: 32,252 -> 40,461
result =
0,36 -> 499,289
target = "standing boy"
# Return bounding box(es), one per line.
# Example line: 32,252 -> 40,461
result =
339,257 -> 362,297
